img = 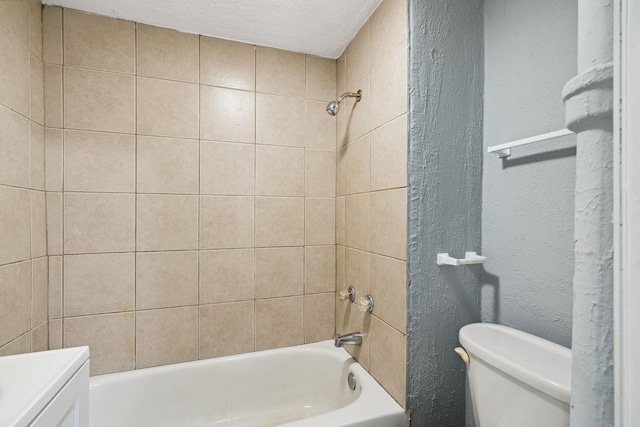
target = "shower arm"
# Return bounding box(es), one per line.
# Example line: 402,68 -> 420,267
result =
337,90 -> 362,103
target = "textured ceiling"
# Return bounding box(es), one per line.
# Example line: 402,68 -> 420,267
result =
42,0 -> 382,58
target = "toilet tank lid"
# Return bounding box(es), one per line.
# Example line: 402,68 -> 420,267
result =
459,323 -> 571,403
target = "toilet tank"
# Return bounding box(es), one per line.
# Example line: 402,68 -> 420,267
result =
459,323 -> 571,427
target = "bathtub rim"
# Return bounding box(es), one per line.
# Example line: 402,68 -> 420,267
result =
89,340 -> 408,427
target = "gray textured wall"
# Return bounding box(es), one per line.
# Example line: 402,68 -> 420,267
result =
406,1 -> 483,425
481,0 -> 577,348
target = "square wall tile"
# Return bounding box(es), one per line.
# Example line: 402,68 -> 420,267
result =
371,254 -> 406,332
43,6 -> 62,64
64,67 -> 135,134
44,64 -> 62,127
63,9 -> 135,73
136,251 -> 198,310
29,0 -> 42,59
48,256 -> 62,319
31,321 -> 48,352
336,146 -> 346,196
336,52 -> 346,97
304,293 -> 335,343
31,322 -> 49,351
345,134 -> 371,196
30,123 -> 45,190
370,317 -> 406,405
46,192 -> 62,255
0,333 -> 30,357
336,196 -> 345,246
255,197 -> 304,247
256,47 -> 305,97
64,193 -> 135,254
256,145 -> 304,196
370,188 -> 407,260
137,195 -> 199,251
255,247 -> 304,299
0,0 -> 29,45
200,141 -> 254,196
200,196 -> 254,249
137,24 -> 199,83
306,100 -> 336,150
345,194 -> 370,251
0,186 -> 31,265
136,306 -> 198,368
346,22 -> 370,89
371,114 -> 407,191
305,246 -> 336,294
255,296 -> 303,351
200,37 -> 255,91
346,248 -> 371,296
256,94 -> 305,147
64,130 -> 135,192
200,249 -> 254,304
370,0 -> 407,68
305,149 -> 336,198
137,136 -> 199,194
49,318 -> 62,350
200,301 -> 254,359
30,53 -> 44,125
30,191 -> 47,258
137,77 -> 199,139
0,25 -> 30,116
45,128 -> 62,191
306,55 -> 336,101
64,312 -> 135,375
0,105 -> 30,188
64,253 -> 135,316
0,261 -> 31,347
200,86 -> 255,143
371,41 -> 407,129
336,245 -> 345,291
337,74 -> 370,146
305,198 -> 335,246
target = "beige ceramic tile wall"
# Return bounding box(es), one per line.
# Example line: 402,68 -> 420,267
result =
42,7 -> 337,375
0,0 -> 48,357
335,0 -> 408,406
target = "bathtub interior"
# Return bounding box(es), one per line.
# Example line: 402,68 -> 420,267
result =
89,341 -> 373,427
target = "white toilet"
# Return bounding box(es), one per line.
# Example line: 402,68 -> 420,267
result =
457,323 -> 571,427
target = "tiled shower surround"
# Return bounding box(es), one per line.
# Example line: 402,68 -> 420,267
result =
335,0 -> 408,405
43,8 -> 337,374
0,0 -> 408,409
0,0 -> 48,356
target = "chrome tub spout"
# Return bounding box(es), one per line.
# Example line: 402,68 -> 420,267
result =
334,332 -> 363,347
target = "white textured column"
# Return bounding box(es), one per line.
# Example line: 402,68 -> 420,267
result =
562,0 -> 614,425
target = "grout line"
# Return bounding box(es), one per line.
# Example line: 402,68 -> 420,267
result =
60,7 -> 65,350
253,43 -> 258,353
197,33 -> 201,361
133,21 -> 138,369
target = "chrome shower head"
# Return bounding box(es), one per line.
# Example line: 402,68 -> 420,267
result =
326,100 -> 340,116
326,90 -> 362,116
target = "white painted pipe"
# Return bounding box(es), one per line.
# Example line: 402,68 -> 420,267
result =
562,0 -> 614,425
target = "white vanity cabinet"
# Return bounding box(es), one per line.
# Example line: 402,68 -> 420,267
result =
0,346 -> 90,427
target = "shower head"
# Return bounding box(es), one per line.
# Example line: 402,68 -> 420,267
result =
326,90 -> 362,116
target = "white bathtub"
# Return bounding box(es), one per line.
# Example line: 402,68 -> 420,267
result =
89,340 -> 408,427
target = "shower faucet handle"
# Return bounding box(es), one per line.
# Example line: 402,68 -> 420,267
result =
357,296 -> 374,313
338,286 -> 356,302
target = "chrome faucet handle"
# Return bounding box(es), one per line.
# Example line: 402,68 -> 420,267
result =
357,296 -> 374,313
338,286 -> 356,302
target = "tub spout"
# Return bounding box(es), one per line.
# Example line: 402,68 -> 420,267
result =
334,332 -> 363,347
